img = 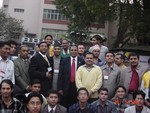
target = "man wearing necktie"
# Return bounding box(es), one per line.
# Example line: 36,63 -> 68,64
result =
29,41 -> 53,96
58,45 -> 85,108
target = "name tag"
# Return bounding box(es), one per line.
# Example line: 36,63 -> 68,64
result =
54,69 -> 59,73
104,75 -> 109,80
48,67 -> 52,72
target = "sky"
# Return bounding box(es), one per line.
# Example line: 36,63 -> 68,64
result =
0,0 -> 3,7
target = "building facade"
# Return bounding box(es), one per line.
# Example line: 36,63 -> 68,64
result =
2,0 -> 117,47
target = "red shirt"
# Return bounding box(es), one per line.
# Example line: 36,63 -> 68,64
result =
129,67 -> 139,91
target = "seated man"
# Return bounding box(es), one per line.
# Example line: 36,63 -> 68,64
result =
26,92 -> 43,113
91,88 -> 118,113
41,90 -> 67,113
124,90 -> 150,113
0,79 -> 23,113
69,87 -> 96,113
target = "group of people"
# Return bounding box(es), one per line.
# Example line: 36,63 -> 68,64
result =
0,34 -> 150,113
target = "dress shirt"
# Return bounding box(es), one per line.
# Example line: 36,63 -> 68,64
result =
0,56 -> 15,84
71,56 -> 77,70
48,105 -> 57,112
39,51 -> 50,66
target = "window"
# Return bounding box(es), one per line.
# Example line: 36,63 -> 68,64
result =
14,8 -> 24,13
43,9 -> 69,21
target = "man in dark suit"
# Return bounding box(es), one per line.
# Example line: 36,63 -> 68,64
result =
42,90 -> 67,113
29,41 -> 53,96
13,45 -> 30,92
58,45 -> 85,108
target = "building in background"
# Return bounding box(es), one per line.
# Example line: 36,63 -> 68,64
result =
2,0 -> 117,47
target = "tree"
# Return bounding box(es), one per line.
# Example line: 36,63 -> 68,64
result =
55,0 -> 150,47
0,10 -> 24,39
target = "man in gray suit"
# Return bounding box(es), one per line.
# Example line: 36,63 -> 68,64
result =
13,45 -> 30,92
121,52 -> 147,99
101,51 -> 121,99
42,90 -> 67,113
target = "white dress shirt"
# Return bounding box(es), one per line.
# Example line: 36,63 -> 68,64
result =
0,56 -> 15,84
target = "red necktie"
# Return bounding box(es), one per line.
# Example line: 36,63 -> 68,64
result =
70,58 -> 75,82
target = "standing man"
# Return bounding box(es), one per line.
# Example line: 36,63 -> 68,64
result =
13,45 -> 30,92
0,41 -> 15,83
101,51 -> 121,99
91,88 -> 118,113
89,35 -> 108,63
115,53 -> 127,69
41,90 -> 67,113
52,43 -> 61,90
124,90 -> 150,113
77,44 -> 86,59
121,52 -> 147,99
0,79 -> 23,113
92,45 -> 104,67
7,40 -> 18,60
29,41 -> 53,96
76,52 -> 102,103
44,35 -> 54,57
60,39 -> 70,58
58,45 -> 85,108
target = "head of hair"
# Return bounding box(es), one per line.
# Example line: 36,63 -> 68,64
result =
26,92 -> 43,104
7,40 -> 17,46
148,58 -> 150,64
128,52 -> 139,59
19,45 -> 28,51
30,79 -> 41,86
44,35 -> 53,39
115,85 -> 126,93
38,41 -> 47,48
116,53 -> 125,61
85,52 -> 94,57
77,87 -> 89,96
0,79 -> 14,90
133,90 -> 145,100
92,35 -> 103,43
0,41 -> 11,48
105,51 -> 115,57
98,88 -> 108,93
70,45 -> 77,49
45,90 -> 59,97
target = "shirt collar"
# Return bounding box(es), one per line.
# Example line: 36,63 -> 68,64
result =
71,56 -> 77,61
0,56 -> 9,62
39,51 -> 46,58
48,105 -> 57,112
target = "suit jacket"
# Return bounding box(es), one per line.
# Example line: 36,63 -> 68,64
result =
41,104 -> 67,113
57,56 -> 85,96
124,105 -> 150,113
13,56 -> 30,90
121,64 -> 147,91
29,52 -> 53,95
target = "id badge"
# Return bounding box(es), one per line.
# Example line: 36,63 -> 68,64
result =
48,67 -> 52,72
104,75 -> 109,80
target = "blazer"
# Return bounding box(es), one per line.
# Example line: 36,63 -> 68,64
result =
57,56 -> 85,96
29,52 -> 53,95
13,56 -> 30,90
124,105 -> 150,113
41,104 -> 67,113
121,64 -> 147,91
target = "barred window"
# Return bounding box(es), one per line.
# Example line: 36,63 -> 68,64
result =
43,9 -> 69,21
14,8 -> 24,13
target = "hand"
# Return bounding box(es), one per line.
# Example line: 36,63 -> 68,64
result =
47,73 -> 52,79
58,90 -> 63,95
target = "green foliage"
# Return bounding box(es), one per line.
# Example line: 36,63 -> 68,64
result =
55,0 -> 150,47
0,10 -> 23,39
